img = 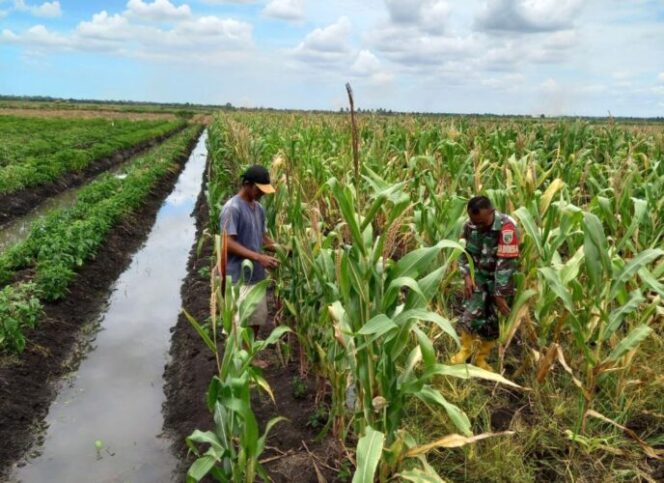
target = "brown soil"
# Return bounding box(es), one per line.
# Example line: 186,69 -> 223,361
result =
163,184 -> 341,482
0,129 -> 202,480
0,125 -> 185,226
0,108 -> 178,121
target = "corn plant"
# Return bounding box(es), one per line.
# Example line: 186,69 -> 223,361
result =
184,233 -> 290,483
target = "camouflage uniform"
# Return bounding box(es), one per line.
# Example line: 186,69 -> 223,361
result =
458,212 -> 520,341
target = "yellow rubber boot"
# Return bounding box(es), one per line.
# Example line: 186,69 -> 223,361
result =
474,340 -> 496,372
450,331 -> 474,364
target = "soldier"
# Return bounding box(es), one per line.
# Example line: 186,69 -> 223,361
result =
451,196 -> 520,371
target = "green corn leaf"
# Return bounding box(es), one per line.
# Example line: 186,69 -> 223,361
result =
183,309 -> 216,353
352,426 -> 385,483
398,466 -> 446,483
394,309 -> 459,346
616,198 -> 647,252
327,178 -> 365,253
413,325 -> 437,368
238,280 -> 269,326
583,212 -> 610,293
610,248 -> 664,298
600,290 -> 644,342
358,314 -> 397,336
414,265 -> 446,304
385,276 -> 425,309
605,325 -> 652,363
515,207 -> 544,257
186,455 -> 217,483
638,268 -> 664,298
254,325 -> 291,352
538,267 -> 574,313
392,244 -> 442,280
398,346 -> 422,387
424,363 -> 521,388
256,416 -> 287,455
186,430 -> 224,455
416,385 -> 472,436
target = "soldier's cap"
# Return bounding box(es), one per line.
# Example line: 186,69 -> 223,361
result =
241,165 -> 275,194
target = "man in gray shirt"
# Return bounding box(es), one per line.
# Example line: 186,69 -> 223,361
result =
220,165 -> 279,341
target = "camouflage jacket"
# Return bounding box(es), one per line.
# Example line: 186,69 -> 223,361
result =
458,211 -> 520,297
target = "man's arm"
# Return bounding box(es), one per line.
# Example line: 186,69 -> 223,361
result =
262,234 -> 276,253
459,223 -> 475,299
227,235 -> 278,269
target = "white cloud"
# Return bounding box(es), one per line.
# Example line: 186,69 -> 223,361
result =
367,25 -> 478,66
476,0 -> 584,33
31,0 -> 59,17
125,0 -> 191,22
263,0 -> 304,21
658,72 -> 664,83
481,73 -> 525,90
351,49 -> 394,85
351,49 -> 381,75
540,78 -> 560,93
13,0 -> 61,18
2,6 -> 253,59
385,0 -> 451,34
76,11 -> 132,43
293,17 -> 352,64
201,0 -> 257,4
3,24 -> 68,47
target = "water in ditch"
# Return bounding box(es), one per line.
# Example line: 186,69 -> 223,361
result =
12,130 -> 208,483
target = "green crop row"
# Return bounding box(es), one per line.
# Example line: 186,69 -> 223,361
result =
0,125 -> 202,354
194,112 -> 663,482
0,115 -> 185,195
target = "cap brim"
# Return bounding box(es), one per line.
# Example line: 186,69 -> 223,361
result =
256,183 -> 276,194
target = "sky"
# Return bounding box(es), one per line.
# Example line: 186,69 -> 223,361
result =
1,0 -> 663,116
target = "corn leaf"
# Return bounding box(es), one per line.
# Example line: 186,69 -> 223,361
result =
416,385 -> 472,436
605,325 -> 652,362
352,426 -> 385,483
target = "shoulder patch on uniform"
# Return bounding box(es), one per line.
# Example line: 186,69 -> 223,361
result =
497,225 -> 519,258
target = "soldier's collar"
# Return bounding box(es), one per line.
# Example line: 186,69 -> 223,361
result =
490,211 -> 503,231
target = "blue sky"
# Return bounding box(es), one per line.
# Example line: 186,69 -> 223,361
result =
1,0 -> 663,116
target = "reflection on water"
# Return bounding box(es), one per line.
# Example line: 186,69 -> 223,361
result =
11,131 -> 208,483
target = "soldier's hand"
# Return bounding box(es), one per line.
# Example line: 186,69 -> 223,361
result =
494,296 -> 510,316
464,275 -> 475,299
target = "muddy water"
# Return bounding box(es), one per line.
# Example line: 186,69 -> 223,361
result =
12,131 -> 208,483
0,160 -> 138,252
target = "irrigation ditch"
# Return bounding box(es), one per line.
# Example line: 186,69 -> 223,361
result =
0,127 -> 203,481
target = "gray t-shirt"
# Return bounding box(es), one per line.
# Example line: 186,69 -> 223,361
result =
219,194 -> 266,284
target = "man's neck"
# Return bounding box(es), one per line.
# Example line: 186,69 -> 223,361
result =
239,188 -> 254,204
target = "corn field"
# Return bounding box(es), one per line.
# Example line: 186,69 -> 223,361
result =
191,112 -> 663,482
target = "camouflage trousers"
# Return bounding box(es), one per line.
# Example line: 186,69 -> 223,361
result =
459,273 -> 506,341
